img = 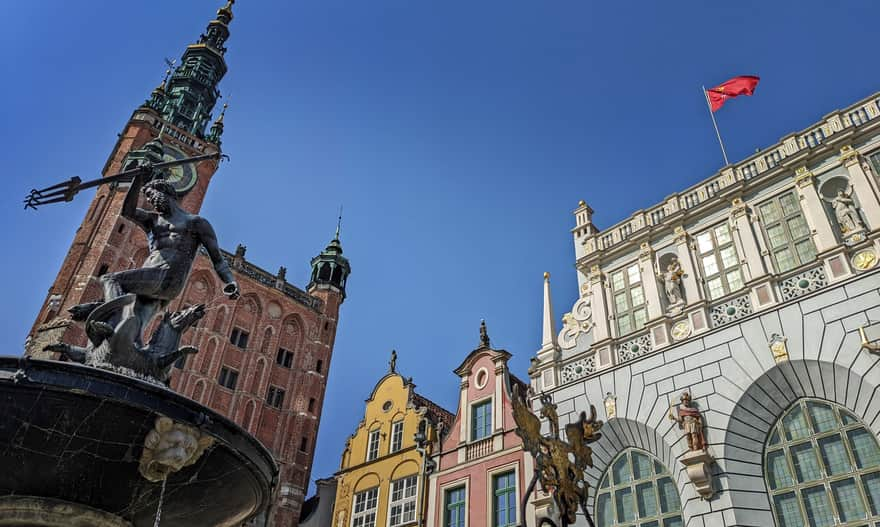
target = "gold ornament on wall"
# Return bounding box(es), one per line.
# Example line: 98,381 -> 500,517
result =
852,250 -> 878,271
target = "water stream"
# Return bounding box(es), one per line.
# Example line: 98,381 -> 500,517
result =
153,477 -> 168,527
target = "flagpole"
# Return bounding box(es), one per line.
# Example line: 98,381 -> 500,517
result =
702,85 -> 730,166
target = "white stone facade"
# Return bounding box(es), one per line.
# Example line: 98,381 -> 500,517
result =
530,92 -> 880,526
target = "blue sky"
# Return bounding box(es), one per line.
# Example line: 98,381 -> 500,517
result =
1,0 -> 878,493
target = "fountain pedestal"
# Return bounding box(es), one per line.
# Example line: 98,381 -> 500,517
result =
0,357 -> 277,527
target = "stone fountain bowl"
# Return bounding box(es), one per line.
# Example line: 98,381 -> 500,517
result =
0,357 -> 277,527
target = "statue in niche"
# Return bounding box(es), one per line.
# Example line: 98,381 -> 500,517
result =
657,256 -> 685,313
668,391 -> 706,452
829,186 -> 866,236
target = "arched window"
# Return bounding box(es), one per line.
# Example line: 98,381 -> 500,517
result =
765,399 -> 880,527
595,449 -> 683,527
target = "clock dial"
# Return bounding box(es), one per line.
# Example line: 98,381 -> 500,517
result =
852,250 -> 878,271
161,145 -> 198,195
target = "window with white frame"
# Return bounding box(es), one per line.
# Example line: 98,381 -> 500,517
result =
366,429 -> 380,462
757,191 -> 817,273
695,223 -> 744,300
471,399 -> 492,441
610,263 -> 647,336
388,475 -> 418,526
351,487 -> 379,527
390,420 -> 404,453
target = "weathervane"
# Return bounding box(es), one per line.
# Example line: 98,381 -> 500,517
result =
512,386 -> 603,527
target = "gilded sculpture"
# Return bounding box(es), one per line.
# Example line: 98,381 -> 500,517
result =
512,386 -> 603,527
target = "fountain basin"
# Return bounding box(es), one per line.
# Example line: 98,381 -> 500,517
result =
0,357 -> 277,526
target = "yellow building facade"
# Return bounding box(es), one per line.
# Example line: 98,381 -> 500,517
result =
333,365 -> 453,527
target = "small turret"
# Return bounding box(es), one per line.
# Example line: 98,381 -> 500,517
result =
308,216 -> 351,301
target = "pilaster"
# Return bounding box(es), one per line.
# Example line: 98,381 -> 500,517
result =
729,198 -> 768,282
794,166 -> 838,253
639,243 -> 663,321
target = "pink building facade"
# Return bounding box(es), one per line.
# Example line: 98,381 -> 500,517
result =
426,326 -> 536,527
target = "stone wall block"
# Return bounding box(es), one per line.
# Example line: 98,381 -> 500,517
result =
802,311 -> 825,361
821,290 -> 880,322
702,326 -> 742,349
644,359 -> 684,385
799,286 -> 847,314
757,310 -> 783,339
843,270 -> 880,297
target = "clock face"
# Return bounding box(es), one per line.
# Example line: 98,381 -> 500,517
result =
161,145 -> 198,195
671,321 -> 691,341
852,250 -> 878,271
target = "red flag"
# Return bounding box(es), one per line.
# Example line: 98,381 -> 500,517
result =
706,75 -> 760,112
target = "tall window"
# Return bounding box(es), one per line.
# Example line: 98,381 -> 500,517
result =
695,223 -> 744,300
266,385 -> 285,409
390,420 -> 404,453
493,471 -> 517,527
275,348 -> 293,368
217,366 -> 238,390
389,475 -> 418,527
758,191 -> 817,273
366,429 -> 380,461
229,327 -> 249,349
352,487 -> 379,527
471,400 -> 492,440
611,263 -> 647,336
765,399 -> 880,527
595,449 -> 683,527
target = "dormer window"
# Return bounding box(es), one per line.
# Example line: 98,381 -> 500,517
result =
611,263 -> 647,336
366,429 -> 380,461
471,399 -> 492,441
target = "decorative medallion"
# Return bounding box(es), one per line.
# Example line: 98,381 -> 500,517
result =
267,302 -> 282,319
193,280 -> 207,292
852,249 -> 878,271
671,320 -> 692,341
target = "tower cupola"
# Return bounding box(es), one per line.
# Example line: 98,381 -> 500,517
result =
157,0 -> 234,139
308,225 -> 351,301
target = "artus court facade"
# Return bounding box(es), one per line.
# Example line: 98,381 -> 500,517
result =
530,92 -> 880,526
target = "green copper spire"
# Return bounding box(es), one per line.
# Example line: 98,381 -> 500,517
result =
207,102 -> 227,145
308,213 -> 351,300
158,0 -> 235,140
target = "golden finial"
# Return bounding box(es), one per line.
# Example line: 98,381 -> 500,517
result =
216,102 -> 228,123
217,0 -> 235,21
578,200 -> 586,207
544,272 -> 550,280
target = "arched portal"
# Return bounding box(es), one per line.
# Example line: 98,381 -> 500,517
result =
595,448 -> 683,527
765,398 -> 880,527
